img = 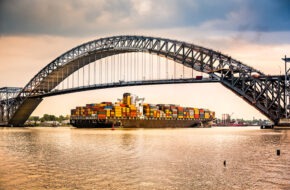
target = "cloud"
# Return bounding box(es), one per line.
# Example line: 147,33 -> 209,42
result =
0,0 -> 289,37
246,0 -> 290,31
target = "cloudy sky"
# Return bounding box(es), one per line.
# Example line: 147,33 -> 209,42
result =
0,0 -> 290,120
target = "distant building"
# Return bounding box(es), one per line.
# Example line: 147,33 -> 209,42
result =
222,114 -> 231,124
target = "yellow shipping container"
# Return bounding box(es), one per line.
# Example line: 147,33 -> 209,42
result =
194,108 -> 199,114
106,110 -> 110,117
205,112 -> 210,119
128,96 -> 131,103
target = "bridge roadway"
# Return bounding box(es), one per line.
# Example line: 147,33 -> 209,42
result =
0,35 -> 289,127
31,78 -> 219,98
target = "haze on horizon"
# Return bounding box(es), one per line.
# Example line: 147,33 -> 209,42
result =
0,0 -> 290,120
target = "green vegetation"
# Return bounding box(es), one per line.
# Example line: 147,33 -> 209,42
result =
215,117 -> 272,126
27,114 -> 70,126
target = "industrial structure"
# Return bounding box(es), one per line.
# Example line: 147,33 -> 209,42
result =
0,35 -> 289,126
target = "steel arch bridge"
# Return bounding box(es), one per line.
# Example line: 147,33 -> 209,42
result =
0,35 -> 287,126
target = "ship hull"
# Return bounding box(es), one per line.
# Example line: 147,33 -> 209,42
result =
70,118 -> 212,128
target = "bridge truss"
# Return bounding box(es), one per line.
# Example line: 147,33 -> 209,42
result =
0,35 -> 288,126
0,87 -> 22,125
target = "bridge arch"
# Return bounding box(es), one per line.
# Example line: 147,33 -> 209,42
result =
3,35 -> 286,126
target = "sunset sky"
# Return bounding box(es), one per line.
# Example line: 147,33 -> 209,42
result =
0,0 -> 290,120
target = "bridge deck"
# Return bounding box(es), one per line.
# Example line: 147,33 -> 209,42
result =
30,78 -> 219,98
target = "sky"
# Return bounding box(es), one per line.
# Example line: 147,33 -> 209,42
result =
0,0 -> 290,120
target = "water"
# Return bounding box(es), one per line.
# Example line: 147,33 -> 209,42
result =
0,127 -> 289,190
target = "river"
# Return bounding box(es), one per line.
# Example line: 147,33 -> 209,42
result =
0,127 -> 289,190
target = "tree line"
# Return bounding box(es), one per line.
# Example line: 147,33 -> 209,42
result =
28,114 -> 69,123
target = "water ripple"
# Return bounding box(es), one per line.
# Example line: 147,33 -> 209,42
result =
0,127 -> 289,189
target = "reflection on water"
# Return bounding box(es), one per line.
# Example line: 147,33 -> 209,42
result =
0,127 -> 289,189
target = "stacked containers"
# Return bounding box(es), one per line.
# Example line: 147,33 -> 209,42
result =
199,109 -> 205,119
71,109 -> 76,116
70,102 -> 115,119
89,104 -> 97,116
129,104 -> 137,118
98,109 -> 106,119
70,93 -> 215,121
121,107 -> 127,117
149,104 -> 157,118
95,102 -> 109,119
194,108 -> 199,119
160,110 -> 166,118
171,107 -> 178,119
157,104 -> 172,119
177,106 -> 183,119
183,108 -> 188,119
204,109 -> 210,119
114,104 -> 122,118
165,108 -> 172,118
104,104 -> 112,118
188,108 -> 194,119
76,106 -> 85,116
143,104 -> 150,117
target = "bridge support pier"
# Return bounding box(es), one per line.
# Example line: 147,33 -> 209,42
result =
9,98 -> 43,127
275,118 -> 290,129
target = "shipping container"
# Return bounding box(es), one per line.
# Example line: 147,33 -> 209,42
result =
70,93 -> 215,124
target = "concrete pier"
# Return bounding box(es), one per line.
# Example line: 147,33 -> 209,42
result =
275,119 -> 290,129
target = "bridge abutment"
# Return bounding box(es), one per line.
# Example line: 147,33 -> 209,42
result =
9,98 -> 43,127
276,118 -> 290,129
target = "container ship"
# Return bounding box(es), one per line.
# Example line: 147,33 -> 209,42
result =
70,93 -> 215,128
